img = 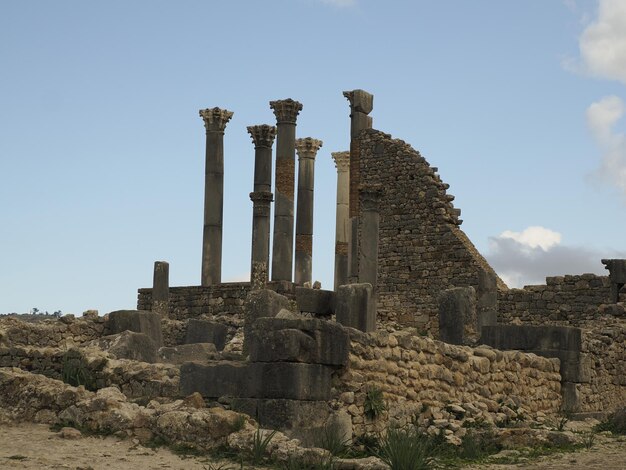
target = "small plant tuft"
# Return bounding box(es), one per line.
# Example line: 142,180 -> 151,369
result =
364,386 -> 386,420
314,422 -> 351,457
249,428 -> 277,464
377,427 -> 435,470
61,348 -> 96,390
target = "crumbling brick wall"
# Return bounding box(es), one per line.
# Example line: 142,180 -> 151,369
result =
499,274 -> 612,326
357,129 -> 504,333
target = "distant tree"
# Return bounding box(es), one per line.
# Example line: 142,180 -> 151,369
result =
31,308 -> 39,315
53,310 -> 62,317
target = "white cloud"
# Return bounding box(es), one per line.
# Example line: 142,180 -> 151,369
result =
485,226 -> 625,288
579,0 -> 626,84
499,226 -> 562,251
318,0 -> 357,7
586,95 -> 626,196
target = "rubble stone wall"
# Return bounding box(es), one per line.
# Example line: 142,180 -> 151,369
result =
579,320 -> 626,412
357,129 -> 503,334
0,345 -> 179,398
0,316 -> 105,348
499,274 -> 612,326
333,329 -> 562,437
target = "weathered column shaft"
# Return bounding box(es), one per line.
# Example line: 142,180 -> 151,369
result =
294,138 -> 322,285
250,191 -> 273,289
477,269 -> 498,335
199,107 -> 233,286
247,125 -> 277,193
358,185 -> 383,292
332,151 -> 350,290
343,90 -> 373,281
270,99 -> 303,282
152,261 -> 169,315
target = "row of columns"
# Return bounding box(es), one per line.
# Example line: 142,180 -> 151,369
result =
200,100 -> 325,287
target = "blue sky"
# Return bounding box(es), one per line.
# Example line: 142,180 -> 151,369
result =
2,0 -> 626,314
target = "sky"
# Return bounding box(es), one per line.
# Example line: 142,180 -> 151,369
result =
2,0 -> 626,315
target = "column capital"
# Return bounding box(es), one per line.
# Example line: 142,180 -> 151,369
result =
270,98 -> 303,124
250,191 -> 274,204
247,124 -> 277,149
199,107 -> 233,133
295,137 -> 323,160
359,184 -> 383,211
331,151 -> 350,172
343,89 -> 373,114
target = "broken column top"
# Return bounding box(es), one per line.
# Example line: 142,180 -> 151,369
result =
359,184 -> 383,211
269,98 -> 303,124
199,107 -> 234,132
331,151 -> 350,171
247,124 -> 277,148
602,259 -> 626,282
295,137 -> 323,159
343,89 -> 373,114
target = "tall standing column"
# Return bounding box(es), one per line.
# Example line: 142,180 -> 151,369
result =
332,151 -> 350,290
358,184 -> 383,292
270,99 -> 303,282
343,90 -> 373,281
247,125 -> 277,289
152,261 -> 169,316
199,107 -> 233,286
294,137 -> 322,285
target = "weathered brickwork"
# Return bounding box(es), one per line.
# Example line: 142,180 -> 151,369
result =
499,274 -> 612,326
356,129 -> 504,333
0,315 -> 105,347
332,329 -> 562,438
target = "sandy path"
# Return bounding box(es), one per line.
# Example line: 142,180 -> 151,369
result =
0,422 -> 251,470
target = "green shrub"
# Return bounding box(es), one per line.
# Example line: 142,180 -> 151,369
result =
314,422 -> 350,457
364,387 -> 386,420
61,349 -> 96,390
249,428 -> 276,464
596,407 -> 626,435
377,427 -> 435,470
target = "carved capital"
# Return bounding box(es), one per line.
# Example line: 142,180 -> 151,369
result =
269,99 -> 303,124
359,184 -> 383,212
247,124 -> 277,149
331,151 -> 350,172
199,107 -> 233,133
343,89 -> 373,114
250,191 -> 274,205
295,137 -> 323,160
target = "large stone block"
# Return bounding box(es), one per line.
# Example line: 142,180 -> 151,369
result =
90,331 -> 157,363
295,287 -> 335,316
158,343 -> 217,364
185,319 -> 228,350
561,382 -> 580,412
180,361 -> 331,400
107,310 -> 163,347
243,289 -> 292,353
335,283 -> 376,332
248,318 -> 349,366
481,325 -> 582,352
231,398 -> 351,447
438,287 -> 477,345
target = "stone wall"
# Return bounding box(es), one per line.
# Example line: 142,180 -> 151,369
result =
499,274 -> 612,326
332,328 -> 562,438
357,129 -> 504,334
578,318 -> 626,413
0,345 -> 179,398
0,315 -> 105,348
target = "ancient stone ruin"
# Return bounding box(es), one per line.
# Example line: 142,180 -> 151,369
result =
1,90 -> 625,467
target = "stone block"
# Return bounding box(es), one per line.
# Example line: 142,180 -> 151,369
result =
481,325 -> 581,352
243,289 -> 292,353
184,319 -> 228,350
180,361 -> 331,400
561,382 -> 580,413
158,343 -> 217,364
231,398 -> 351,447
247,318 -> 349,366
107,310 -> 163,347
438,287 -> 476,345
295,287 -> 335,316
90,331 -> 157,363
335,283 -> 376,332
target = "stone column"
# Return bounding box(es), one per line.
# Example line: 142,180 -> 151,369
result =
343,90 -> 373,281
477,269 -> 498,335
247,125 -> 277,192
332,151 -> 350,290
270,99 -> 303,282
249,191 -> 274,289
358,185 -> 383,292
199,107 -> 233,286
294,137 -> 323,285
152,261 -> 169,316
601,259 -> 626,302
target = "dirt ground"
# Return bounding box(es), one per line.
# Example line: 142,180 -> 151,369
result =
1,422 -> 625,470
